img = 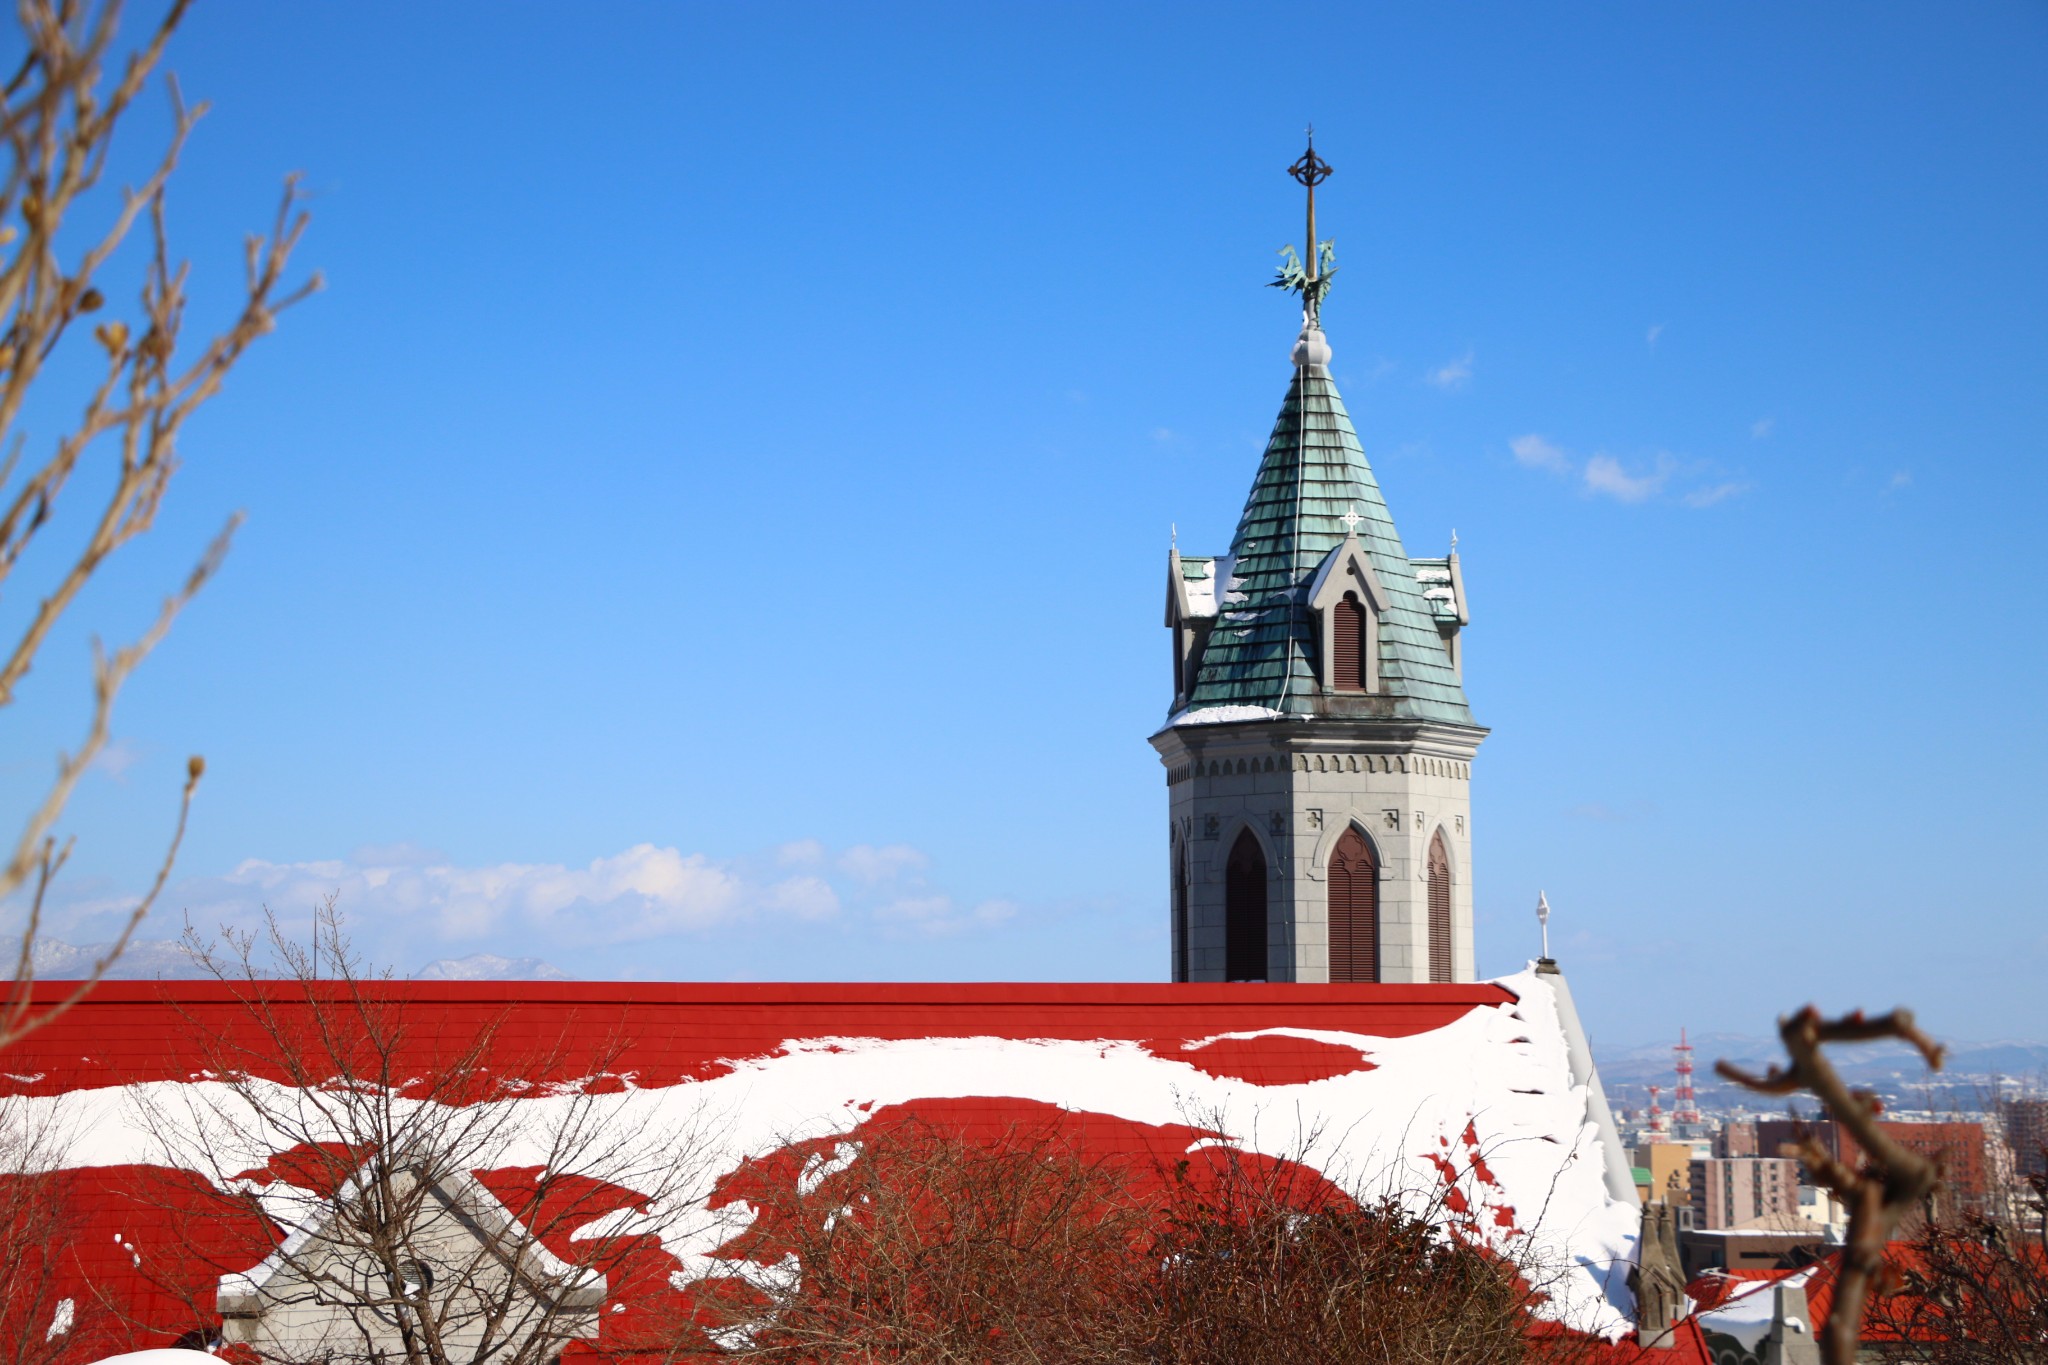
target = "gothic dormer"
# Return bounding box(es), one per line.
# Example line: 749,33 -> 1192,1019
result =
1306,531 -> 1387,694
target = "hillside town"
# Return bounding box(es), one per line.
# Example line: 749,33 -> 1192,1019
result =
1611,1030 -> 2047,1274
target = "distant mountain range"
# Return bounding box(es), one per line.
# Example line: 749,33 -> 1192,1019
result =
1595,1029 -> 2048,1109
31,936 -> 216,981
27,938 -> 572,984
413,953 -> 570,981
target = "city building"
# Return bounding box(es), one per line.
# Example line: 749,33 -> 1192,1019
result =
1756,1118 -> 1988,1220
1998,1095 -> 2047,1181
1717,1119 -> 1760,1158
1678,1221 -> 1832,1282
1637,1140 -> 1698,1207
1690,1156 -> 1801,1231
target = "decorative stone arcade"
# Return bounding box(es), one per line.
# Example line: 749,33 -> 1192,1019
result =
1151,139 -> 1488,984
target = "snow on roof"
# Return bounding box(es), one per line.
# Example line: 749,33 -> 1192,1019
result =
1177,555 -> 1219,618
1165,702 -> 1289,726
1693,1265 -> 1819,1353
1686,1247 -> 1982,1350
1411,557 -> 1463,625
4,972 -> 1643,1347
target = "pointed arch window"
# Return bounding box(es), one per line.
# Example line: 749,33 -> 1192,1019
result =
1171,839 -> 1190,983
1224,830 -> 1268,982
1327,825 -> 1378,983
1427,829 -> 1453,984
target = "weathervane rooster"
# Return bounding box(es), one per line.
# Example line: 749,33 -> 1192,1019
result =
1271,131 -> 1337,324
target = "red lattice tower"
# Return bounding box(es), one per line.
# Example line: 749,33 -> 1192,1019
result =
1674,1027 -> 1701,1126
1648,1083 -> 1666,1135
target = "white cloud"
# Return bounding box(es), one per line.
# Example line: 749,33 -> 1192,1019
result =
90,739 -> 143,781
1513,435 -> 1737,507
1149,427 -> 1174,444
1750,416 -> 1775,439
1582,454 -> 1671,504
972,899 -> 1019,926
217,843 -> 751,943
837,844 -> 928,884
1509,434 -> 1571,473
1682,481 -> 1750,509
1886,470 -> 1912,492
760,875 -> 839,921
878,895 -> 953,923
1646,323 -> 1664,347
19,837 -> 1024,972
1423,349 -> 1474,391
775,839 -> 826,866
875,894 -> 1021,937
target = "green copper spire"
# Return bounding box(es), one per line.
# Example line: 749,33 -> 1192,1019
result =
1181,143 -> 1475,727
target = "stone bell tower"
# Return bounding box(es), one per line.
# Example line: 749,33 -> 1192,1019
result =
1151,137 -> 1487,984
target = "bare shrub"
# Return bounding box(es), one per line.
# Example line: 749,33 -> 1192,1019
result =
0,1100 -> 92,1365
1878,1202 -> 2048,1365
126,902 -> 713,1365
701,1105 -> 1578,1365
1130,1148 -> 1544,1365
700,1109 -> 1154,1363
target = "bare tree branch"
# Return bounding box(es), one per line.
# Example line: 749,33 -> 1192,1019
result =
0,0 -> 316,1051
1718,1006 -> 1948,1365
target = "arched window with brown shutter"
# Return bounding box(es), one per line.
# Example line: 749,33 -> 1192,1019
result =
1427,829 -> 1453,984
1333,592 -> 1368,691
1327,825 -> 1378,983
1224,830 -> 1268,982
1171,840 -> 1190,983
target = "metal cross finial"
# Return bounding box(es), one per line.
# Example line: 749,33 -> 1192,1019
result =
1288,131 -> 1334,292
1339,506 -> 1363,535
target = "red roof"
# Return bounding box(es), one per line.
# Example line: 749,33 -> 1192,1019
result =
1690,1250 -> 1926,1345
1,973 -> 1650,1360
3,978 -> 1512,1093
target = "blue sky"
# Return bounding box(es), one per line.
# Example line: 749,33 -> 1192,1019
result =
5,3 -> 2045,1048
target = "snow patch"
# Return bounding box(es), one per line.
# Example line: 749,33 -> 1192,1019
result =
1698,1267 -> 1816,1352
1168,704 -> 1286,726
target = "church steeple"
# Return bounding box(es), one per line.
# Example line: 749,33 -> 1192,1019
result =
1152,141 -> 1487,987
1181,139 -> 1472,728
